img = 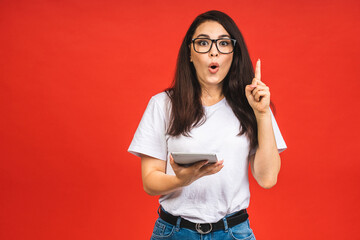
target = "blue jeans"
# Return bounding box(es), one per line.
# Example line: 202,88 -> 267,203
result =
150,210 -> 256,240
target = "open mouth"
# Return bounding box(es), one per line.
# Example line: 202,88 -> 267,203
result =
208,63 -> 219,73
209,63 -> 219,69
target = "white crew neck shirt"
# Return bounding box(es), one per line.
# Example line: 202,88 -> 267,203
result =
129,92 -> 286,223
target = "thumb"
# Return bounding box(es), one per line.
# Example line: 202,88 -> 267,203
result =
169,155 -> 178,168
245,78 -> 257,95
250,77 -> 257,86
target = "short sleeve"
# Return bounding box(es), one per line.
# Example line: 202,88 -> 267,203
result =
270,109 -> 287,153
249,108 -> 287,155
128,96 -> 168,161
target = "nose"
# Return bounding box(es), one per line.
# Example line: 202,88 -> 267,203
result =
209,41 -> 219,57
210,51 -> 219,57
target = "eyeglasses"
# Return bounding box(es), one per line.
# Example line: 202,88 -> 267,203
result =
191,38 -> 236,54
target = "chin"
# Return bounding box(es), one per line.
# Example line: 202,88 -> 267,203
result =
198,74 -> 225,87
206,77 -> 224,85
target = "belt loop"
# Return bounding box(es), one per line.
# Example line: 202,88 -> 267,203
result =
175,216 -> 181,231
223,216 -> 229,232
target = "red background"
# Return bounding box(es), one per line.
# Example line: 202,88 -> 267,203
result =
1,0 -> 359,239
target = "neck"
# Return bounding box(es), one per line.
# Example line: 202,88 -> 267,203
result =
200,84 -> 224,106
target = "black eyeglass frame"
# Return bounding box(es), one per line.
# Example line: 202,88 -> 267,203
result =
191,38 -> 237,54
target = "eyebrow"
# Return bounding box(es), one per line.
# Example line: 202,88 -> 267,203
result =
196,34 -> 231,38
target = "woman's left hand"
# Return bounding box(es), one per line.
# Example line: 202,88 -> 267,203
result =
245,59 -> 271,117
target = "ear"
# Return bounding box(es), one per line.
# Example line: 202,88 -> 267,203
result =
190,56 -> 193,62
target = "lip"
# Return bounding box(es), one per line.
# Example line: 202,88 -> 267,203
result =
208,62 -> 220,74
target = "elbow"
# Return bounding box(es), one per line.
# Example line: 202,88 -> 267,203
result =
255,157 -> 281,189
258,176 -> 278,189
143,185 -> 158,196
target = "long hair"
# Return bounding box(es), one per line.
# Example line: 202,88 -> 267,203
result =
166,10 -> 258,151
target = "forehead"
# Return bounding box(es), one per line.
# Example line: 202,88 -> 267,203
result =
193,21 -> 230,38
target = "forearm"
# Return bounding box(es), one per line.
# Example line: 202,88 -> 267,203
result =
253,111 -> 281,188
142,171 -> 183,196
141,153 -> 224,196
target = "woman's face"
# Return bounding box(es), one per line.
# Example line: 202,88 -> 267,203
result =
190,21 -> 233,89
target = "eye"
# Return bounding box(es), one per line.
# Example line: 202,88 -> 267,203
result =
195,39 -> 209,46
219,39 -> 231,46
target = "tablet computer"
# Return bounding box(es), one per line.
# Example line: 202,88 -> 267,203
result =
171,152 -> 218,167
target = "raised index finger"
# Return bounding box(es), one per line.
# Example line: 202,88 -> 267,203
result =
255,59 -> 261,81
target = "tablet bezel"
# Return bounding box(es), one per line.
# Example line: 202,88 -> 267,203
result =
171,152 -> 218,166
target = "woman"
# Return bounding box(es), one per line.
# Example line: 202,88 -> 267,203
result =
129,10 -> 286,240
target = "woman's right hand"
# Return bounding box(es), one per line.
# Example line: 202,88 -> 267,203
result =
169,155 -> 224,187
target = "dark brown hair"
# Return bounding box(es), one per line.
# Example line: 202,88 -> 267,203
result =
166,10 -> 258,151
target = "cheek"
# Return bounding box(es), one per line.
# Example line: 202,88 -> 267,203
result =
222,56 -> 233,72
226,55 -> 234,65
192,56 -> 207,70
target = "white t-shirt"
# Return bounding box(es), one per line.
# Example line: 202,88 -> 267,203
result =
128,92 -> 287,223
